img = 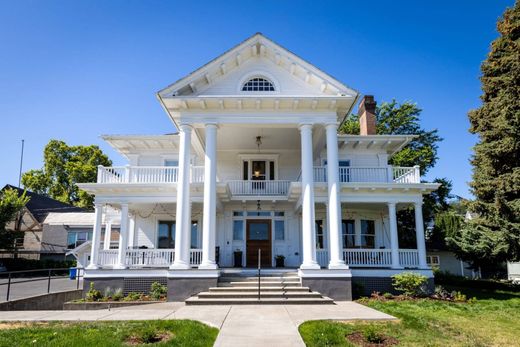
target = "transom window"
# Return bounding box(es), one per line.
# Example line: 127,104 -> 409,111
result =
241,77 -> 275,91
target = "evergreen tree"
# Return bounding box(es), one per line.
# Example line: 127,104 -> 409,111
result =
449,2 -> 520,267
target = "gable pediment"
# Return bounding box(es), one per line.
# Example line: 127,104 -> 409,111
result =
158,33 -> 357,99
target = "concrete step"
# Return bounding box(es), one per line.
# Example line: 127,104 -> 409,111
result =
218,276 -> 300,282
223,281 -> 301,287
185,297 -> 335,305
209,286 -> 311,292
197,291 -> 323,299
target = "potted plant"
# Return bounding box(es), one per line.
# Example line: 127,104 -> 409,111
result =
275,255 -> 285,268
234,249 -> 243,268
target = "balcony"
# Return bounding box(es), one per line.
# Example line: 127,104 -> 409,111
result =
96,166 -> 205,184
227,180 -> 291,197
312,166 -> 420,184
316,249 -> 420,268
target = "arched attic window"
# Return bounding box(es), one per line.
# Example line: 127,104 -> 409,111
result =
241,77 -> 275,92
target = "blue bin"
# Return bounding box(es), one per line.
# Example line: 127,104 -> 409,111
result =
69,268 -> 77,280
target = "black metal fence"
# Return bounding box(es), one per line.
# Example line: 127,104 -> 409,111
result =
0,267 -> 84,301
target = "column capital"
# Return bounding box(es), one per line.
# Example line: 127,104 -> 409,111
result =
298,123 -> 313,131
414,200 -> 423,208
204,122 -> 219,129
387,201 -> 396,208
324,122 -> 339,129
178,123 -> 193,132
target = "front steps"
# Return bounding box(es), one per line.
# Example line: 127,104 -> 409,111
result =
185,271 -> 334,305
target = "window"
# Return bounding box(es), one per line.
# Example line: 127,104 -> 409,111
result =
241,77 -> 275,91
191,222 -> 198,248
342,220 -> 355,248
315,220 -> 325,249
67,229 -> 93,249
158,221 -> 175,248
426,255 -> 440,267
274,220 -> 285,240
233,211 -> 244,217
360,220 -> 375,248
246,211 -> 270,217
233,220 -> 244,240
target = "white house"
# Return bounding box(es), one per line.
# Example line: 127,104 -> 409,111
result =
77,33 -> 440,302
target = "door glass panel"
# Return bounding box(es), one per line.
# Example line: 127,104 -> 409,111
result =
249,223 -> 269,240
251,161 -> 266,181
191,221 -> 198,248
164,160 -> 179,167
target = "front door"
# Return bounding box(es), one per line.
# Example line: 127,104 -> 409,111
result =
246,220 -> 271,267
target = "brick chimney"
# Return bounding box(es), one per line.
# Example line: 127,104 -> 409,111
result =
358,95 -> 377,135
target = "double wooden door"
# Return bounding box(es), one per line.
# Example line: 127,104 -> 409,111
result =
246,220 -> 271,267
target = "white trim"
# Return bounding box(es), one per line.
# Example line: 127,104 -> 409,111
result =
237,70 -> 281,94
350,268 -> 434,278
167,269 -> 220,278
84,269 -> 168,278
298,268 -> 352,278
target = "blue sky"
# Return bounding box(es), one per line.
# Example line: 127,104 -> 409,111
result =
0,0 -> 514,198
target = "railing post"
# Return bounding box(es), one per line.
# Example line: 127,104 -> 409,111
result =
387,165 -> 393,182
6,273 -> 11,301
414,165 -> 420,183
97,165 -> 103,183
47,269 -> 52,293
125,165 -> 131,183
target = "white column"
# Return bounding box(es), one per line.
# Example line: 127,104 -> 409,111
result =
299,124 -> 320,270
200,123 -> 218,269
115,203 -> 129,269
127,215 -> 135,249
414,201 -> 428,268
325,123 -> 347,269
171,124 -> 192,269
87,203 -> 103,269
388,202 -> 401,269
103,221 -> 112,250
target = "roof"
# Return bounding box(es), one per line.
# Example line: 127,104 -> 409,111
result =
100,134 -> 182,158
337,134 -> 418,156
2,185 -> 85,223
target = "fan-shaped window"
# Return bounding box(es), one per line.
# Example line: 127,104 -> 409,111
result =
241,77 -> 275,91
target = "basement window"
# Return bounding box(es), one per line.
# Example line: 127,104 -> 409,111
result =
241,77 -> 275,91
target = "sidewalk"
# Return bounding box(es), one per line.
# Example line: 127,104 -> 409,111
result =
0,302 -> 396,347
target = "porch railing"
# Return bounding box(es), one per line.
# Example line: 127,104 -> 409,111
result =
227,180 -> 291,196
97,166 -> 205,184
97,249 -> 203,268
316,249 -> 420,268
311,166 -> 420,184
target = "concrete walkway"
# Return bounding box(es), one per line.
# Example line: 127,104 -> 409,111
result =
0,302 -> 396,346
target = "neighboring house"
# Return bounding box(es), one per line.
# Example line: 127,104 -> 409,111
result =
1,185 -> 85,260
77,33 -> 440,301
507,262 -> 520,284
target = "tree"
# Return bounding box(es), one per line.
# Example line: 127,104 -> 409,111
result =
449,2 -> 520,267
339,100 -> 442,175
22,140 -> 112,209
0,188 -> 29,250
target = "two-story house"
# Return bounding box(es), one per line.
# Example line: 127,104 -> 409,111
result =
77,33 -> 440,302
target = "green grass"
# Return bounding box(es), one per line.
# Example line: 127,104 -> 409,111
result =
0,320 -> 218,347
299,286 -> 520,347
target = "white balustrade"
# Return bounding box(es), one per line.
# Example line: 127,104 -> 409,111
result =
343,249 -> 393,267
398,249 -> 420,267
97,166 -> 207,184
97,248 -> 203,268
309,166 -> 420,184
316,249 -> 329,267
227,180 -> 290,196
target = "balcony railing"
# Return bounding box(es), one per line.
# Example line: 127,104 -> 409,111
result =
97,166 -> 205,184
315,248 -> 420,268
97,249 -> 203,268
311,166 -> 420,184
227,180 -> 291,196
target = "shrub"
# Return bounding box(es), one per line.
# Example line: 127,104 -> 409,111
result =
85,282 -> 102,302
150,282 -> 167,300
103,287 -> 113,299
453,291 -> 467,302
124,292 -> 142,301
112,288 -> 124,301
362,326 -> 384,344
391,272 -> 428,297
383,292 -> 393,299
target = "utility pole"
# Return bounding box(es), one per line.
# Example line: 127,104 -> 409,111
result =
18,139 -> 24,187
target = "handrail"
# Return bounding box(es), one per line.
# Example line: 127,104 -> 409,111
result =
0,267 -> 84,301
257,248 -> 261,301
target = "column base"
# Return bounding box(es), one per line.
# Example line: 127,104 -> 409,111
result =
113,264 -> 127,270
299,268 -> 352,301
328,261 -> 349,270
198,261 -> 218,270
86,264 -> 99,270
299,262 -> 321,270
169,261 -> 191,270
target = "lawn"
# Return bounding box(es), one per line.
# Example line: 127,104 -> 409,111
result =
0,320 -> 218,347
299,285 -> 520,347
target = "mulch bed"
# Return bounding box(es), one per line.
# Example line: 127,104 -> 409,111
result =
346,332 -> 399,347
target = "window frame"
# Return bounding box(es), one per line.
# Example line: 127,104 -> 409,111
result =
241,77 -> 275,92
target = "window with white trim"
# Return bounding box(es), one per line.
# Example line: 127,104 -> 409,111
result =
360,220 -> 375,248
426,255 -> 440,267
241,77 -> 275,91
